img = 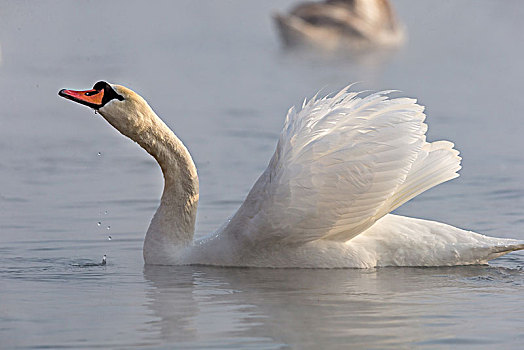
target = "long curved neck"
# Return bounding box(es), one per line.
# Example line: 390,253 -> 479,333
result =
135,111 -> 199,255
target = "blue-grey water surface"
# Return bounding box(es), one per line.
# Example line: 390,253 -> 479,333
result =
1,1 -> 524,349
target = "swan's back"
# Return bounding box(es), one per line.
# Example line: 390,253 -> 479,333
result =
191,87 -> 522,268
274,0 -> 405,50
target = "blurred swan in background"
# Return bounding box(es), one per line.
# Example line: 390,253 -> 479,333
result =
59,82 -> 524,268
273,0 -> 405,52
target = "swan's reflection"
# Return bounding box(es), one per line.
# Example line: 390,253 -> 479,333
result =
142,266 -> 199,343
143,265 -> 519,348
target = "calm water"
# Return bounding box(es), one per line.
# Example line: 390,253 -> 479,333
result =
1,1 -> 524,348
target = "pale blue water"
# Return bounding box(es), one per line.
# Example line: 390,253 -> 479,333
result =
1,1 -> 524,349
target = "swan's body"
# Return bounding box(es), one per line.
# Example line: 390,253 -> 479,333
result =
59,82 -> 524,268
273,0 -> 405,51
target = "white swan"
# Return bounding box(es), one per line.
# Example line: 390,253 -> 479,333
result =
59,82 -> 524,268
273,0 -> 405,51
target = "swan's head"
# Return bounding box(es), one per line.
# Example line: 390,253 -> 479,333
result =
59,81 -> 154,139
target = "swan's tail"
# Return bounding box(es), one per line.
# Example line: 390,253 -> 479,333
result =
486,243 -> 524,261
367,216 -> 524,267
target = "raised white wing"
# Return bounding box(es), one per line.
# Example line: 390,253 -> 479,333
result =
223,87 -> 461,244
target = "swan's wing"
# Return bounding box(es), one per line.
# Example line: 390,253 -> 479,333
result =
224,87 -> 461,244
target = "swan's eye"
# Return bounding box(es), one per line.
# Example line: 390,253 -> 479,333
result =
85,90 -> 99,96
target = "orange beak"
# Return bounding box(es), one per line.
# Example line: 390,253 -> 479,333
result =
59,88 -> 105,109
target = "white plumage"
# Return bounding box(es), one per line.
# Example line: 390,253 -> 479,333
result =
224,88 -> 459,244
59,82 -> 524,268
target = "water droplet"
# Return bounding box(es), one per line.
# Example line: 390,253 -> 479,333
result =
108,236 -> 112,240
101,255 -> 107,265
104,210 -> 108,215
97,222 -> 101,226
106,225 -> 111,230
97,152 -> 102,156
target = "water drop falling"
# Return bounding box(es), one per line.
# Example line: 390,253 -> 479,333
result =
108,236 -> 112,240
97,152 -> 102,156
106,225 -> 111,230
97,222 -> 101,226
104,210 -> 108,215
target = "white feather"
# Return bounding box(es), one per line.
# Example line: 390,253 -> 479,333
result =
224,89 -> 453,245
